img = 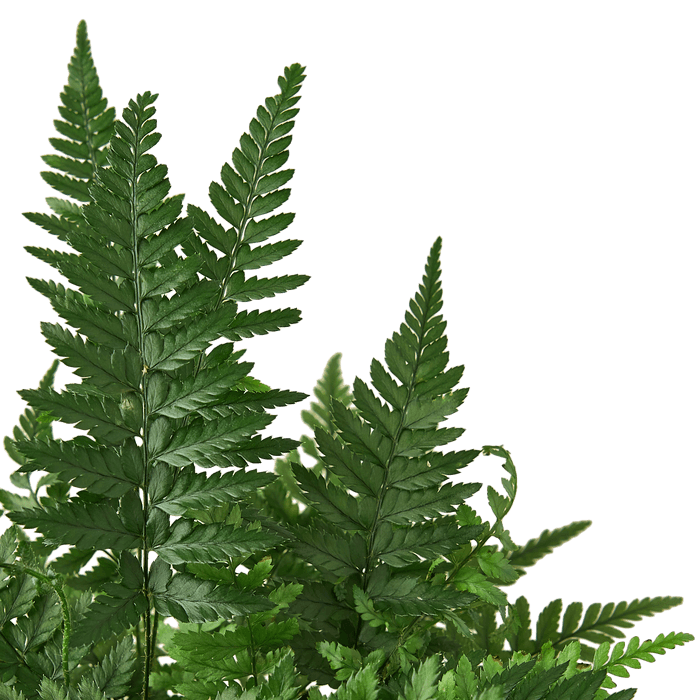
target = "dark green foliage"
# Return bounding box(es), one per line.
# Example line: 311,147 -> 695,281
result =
0,19 -> 693,700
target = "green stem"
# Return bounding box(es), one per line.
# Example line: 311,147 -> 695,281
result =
248,616 -> 259,685
0,562 -> 71,686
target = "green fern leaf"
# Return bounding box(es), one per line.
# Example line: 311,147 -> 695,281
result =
374,518 -> 483,568
143,305 -> 237,371
0,572 -> 37,627
353,586 -> 395,629
39,20 -> 115,203
365,565 -> 477,616
476,550 -> 519,584
213,435 -> 301,467
235,239 -> 302,270
336,663 -> 382,700
224,272 -> 309,302
403,389 -> 469,430
387,449 -> 480,491
301,353 -> 353,436
18,387 -> 139,444
154,520 -> 282,565
289,581 -> 352,623
507,521 -> 592,572
329,400 -> 393,465
4,361 -> 59,465
153,412 -> 274,467
452,567 -> 508,607
222,308 -> 303,341
17,437 -> 143,498
11,590 -> 63,654
0,686 -> 27,700
314,428 -> 384,497
379,482 -> 481,526
72,552 -> 148,648
9,497 -> 142,551
153,572 -> 274,623
401,655 -> 440,700
291,526 -> 366,579
40,322 -> 142,395
149,464 -> 275,516
26,279 -> 137,349
178,680 -> 227,700
506,663 -> 568,700
593,632 -> 694,692
317,641 -> 365,682
181,63 -> 307,344
169,558 -> 302,681
87,636 -> 136,698
139,256 -> 201,299
204,389 -> 307,416
11,28 -> 310,695
285,239 -> 494,678
291,461 -> 373,530
147,359 -> 253,418
169,619 -> 298,670
36,678 -> 71,700
528,596 -> 683,661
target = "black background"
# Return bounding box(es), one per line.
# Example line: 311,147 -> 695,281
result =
3,15 -> 696,697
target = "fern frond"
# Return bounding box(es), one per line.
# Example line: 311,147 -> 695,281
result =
40,20 -> 114,203
507,520 -> 592,574
154,520 -> 282,565
71,552 -> 147,648
152,411 -> 274,467
9,497 -> 143,551
509,593 -> 688,671
225,273 -> 308,302
17,437 -> 142,498
250,352 -> 355,533
183,63 -> 308,328
7,29 -> 310,693
153,571 -> 274,623
26,279 -> 138,349
40,321 -> 142,395
592,632 -> 694,694
3,361 -> 59,495
168,621 -> 299,679
17,387 -> 139,444
147,359 -> 253,418
223,307 -> 303,341
302,352 -> 354,438
84,636 -> 136,698
0,568 -> 37,629
149,464 -> 275,516
142,305 -> 236,372
364,567 -> 477,617
284,239 -> 494,685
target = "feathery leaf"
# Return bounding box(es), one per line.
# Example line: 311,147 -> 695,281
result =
40,19 -> 114,203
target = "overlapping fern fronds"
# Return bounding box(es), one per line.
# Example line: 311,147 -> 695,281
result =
258,237 -> 520,686
249,248 -> 693,695
0,19 -> 694,700
1,19 -> 309,698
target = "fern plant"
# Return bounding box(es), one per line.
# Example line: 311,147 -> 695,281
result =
0,20 -> 693,700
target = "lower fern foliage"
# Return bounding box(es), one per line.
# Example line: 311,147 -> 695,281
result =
0,19 -> 693,700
